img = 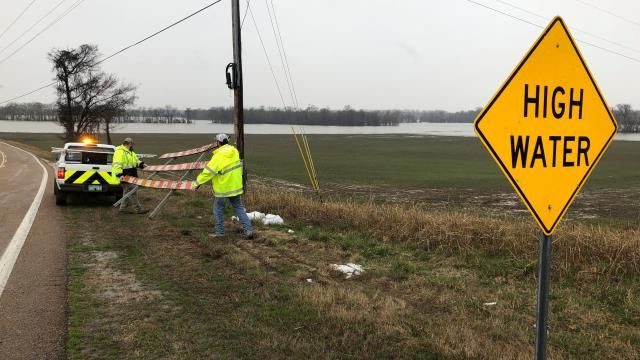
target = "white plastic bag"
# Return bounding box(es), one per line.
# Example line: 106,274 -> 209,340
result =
262,214 -> 284,225
246,211 -> 266,221
330,263 -> 364,278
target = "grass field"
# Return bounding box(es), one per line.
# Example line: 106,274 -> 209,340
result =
3,133 -> 640,358
58,183 -> 639,359
2,132 -> 640,190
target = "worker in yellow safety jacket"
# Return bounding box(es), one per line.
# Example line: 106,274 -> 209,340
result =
193,133 -> 253,239
112,137 -> 148,214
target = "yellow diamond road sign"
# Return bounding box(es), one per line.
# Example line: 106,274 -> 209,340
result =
474,17 -> 617,235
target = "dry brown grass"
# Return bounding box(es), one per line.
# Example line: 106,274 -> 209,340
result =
245,184 -> 640,278
62,184 -> 640,359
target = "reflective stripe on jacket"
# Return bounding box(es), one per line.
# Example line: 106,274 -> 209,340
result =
112,145 -> 141,184
195,144 -> 243,197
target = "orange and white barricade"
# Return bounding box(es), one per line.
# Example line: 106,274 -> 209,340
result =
114,143 -> 214,218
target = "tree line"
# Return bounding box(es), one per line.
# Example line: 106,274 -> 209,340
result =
0,102 -> 57,121
0,104 -> 465,126
613,104 -> 640,133
4,102 -> 639,132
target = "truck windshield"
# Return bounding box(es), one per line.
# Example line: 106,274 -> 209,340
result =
65,146 -> 114,165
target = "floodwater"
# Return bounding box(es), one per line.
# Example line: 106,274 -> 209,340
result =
1,120 -> 639,141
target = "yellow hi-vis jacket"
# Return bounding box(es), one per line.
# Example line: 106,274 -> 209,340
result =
112,145 -> 141,184
195,144 -> 243,197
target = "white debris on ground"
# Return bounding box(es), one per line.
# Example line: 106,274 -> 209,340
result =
231,216 -> 239,222
263,214 -> 284,225
247,211 -> 265,221
331,263 -> 364,279
287,229 -> 295,234
483,302 -> 497,306
246,211 -> 285,225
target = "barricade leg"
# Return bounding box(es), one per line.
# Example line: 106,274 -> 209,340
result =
148,152 -> 207,219
113,158 -> 174,207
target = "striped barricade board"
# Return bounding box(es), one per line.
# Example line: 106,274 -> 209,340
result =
120,176 -> 195,190
143,161 -> 207,172
159,144 -> 215,159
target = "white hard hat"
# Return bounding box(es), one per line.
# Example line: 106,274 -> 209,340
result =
215,133 -> 230,143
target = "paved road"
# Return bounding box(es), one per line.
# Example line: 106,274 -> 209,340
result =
0,142 -> 66,359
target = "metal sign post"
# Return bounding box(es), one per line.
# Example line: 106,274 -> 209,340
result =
535,233 -> 552,360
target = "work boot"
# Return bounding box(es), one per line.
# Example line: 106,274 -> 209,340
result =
244,231 -> 254,240
119,207 -> 135,214
135,207 -> 149,214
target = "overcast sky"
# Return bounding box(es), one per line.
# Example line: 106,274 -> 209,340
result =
0,0 -> 638,111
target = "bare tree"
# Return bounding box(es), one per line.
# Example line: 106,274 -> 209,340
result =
613,104 -> 638,133
49,44 -> 136,141
151,107 -> 162,123
163,105 -> 176,123
94,87 -> 136,144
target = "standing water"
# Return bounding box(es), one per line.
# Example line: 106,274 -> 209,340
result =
1,120 -> 639,140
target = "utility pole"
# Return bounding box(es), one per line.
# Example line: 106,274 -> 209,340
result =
231,0 -> 245,186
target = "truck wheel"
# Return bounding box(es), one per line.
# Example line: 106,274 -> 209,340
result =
55,191 -> 67,206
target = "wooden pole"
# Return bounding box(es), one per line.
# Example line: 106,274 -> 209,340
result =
231,0 -> 245,188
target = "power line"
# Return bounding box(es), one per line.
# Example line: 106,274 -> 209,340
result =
493,0 -> 545,20
248,2 -> 287,108
494,0 -> 640,55
265,0 -> 296,107
269,0 -> 300,108
575,37 -> 640,64
0,0 -> 38,42
241,0 -> 251,29
464,0 -> 640,64
0,0 -> 68,57
574,0 -> 640,29
0,0 -> 226,105
0,0 -> 85,65
97,0 -> 224,65
0,81 -> 55,105
466,0 -> 542,28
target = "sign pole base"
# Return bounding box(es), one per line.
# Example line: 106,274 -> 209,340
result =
535,232 -> 552,360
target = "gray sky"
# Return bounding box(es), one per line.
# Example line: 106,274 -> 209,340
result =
0,0 -> 638,111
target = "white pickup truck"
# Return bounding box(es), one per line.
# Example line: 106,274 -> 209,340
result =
52,141 -> 122,205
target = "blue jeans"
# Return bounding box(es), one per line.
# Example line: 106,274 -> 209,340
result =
213,195 -> 252,236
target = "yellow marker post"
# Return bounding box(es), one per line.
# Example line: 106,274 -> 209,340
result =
474,17 -> 617,359
301,130 -> 319,191
291,128 -> 317,191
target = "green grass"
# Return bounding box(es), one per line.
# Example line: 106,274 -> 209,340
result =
4,133 -> 640,357
55,174 -> 639,359
63,191 -> 447,358
3,132 -> 640,190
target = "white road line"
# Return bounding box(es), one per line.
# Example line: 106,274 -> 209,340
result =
0,149 -> 6,168
0,142 -> 48,298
